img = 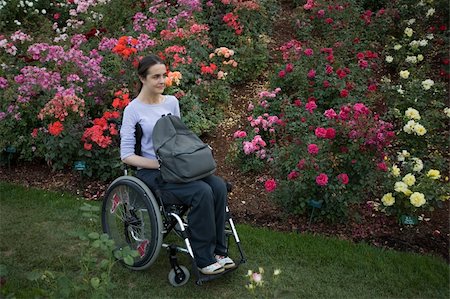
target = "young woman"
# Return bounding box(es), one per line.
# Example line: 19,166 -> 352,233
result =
120,54 -> 234,275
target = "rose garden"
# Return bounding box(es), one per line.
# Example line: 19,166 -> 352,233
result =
0,0 -> 449,297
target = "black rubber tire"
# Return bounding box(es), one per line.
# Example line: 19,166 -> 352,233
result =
168,266 -> 190,287
102,176 -> 163,270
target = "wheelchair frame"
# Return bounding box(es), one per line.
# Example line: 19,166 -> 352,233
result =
101,174 -> 246,286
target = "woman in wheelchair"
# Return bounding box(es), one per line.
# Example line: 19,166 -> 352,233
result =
119,54 -> 235,275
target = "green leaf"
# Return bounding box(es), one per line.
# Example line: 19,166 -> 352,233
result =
26,271 -> 42,281
123,256 -> 134,266
100,233 -> 110,241
92,240 -> 101,248
0,264 -> 8,276
88,232 -> 100,239
100,259 -> 110,269
90,277 -> 100,289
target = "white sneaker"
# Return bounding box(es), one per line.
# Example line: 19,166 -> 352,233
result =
215,255 -> 235,269
199,262 -> 224,275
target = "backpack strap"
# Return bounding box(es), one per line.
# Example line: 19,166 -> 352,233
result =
134,122 -> 143,156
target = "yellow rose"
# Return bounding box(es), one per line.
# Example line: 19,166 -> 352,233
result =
427,169 -> 441,180
381,193 -> 395,206
394,181 -> 408,193
399,70 -> 410,79
402,173 -> 416,186
391,165 -> 401,177
414,124 -> 427,136
410,192 -> 426,207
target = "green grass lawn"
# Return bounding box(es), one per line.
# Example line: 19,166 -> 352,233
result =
0,181 -> 449,298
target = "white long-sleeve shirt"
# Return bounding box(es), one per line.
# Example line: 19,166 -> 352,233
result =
120,95 -> 180,161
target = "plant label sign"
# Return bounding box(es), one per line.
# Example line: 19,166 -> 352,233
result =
74,160 -> 86,171
308,199 -> 323,209
401,215 -> 418,225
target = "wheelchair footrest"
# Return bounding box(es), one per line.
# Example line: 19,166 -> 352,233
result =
195,264 -> 239,285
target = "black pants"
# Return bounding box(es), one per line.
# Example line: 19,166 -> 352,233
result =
136,169 -> 228,268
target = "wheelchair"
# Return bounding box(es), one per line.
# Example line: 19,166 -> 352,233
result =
101,173 -> 247,286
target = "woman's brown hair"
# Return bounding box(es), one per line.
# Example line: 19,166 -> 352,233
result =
134,54 -> 165,97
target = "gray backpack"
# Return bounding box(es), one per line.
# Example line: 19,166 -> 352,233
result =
152,114 -> 216,183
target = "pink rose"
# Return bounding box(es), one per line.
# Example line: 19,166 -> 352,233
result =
307,143 -> 319,155
337,173 -> 349,185
307,69 -> 316,79
377,162 -> 388,172
297,159 -> 306,169
324,109 -> 337,119
286,63 -> 294,73
233,130 -> 247,139
316,173 -> 329,186
278,70 -> 286,78
304,48 -> 314,56
315,127 -> 327,138
287,170 -> 299,180
305,101 -> 317,113
265,179 -> 277,192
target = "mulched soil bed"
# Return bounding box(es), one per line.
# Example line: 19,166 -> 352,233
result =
1,152 -> 448,264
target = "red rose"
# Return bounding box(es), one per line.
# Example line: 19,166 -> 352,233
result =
340,89 -> 349,97
48,121 -> 64,136
325,128 -> 336,139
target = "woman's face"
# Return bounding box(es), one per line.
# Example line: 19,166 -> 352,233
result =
141,63 -> 167,95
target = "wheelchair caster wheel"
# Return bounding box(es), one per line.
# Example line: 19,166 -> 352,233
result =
168,265 -> 190,287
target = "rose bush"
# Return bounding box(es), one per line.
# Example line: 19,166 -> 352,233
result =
233,0 -> 448,222
378,151 -> 449,219
0,0 -> 275,180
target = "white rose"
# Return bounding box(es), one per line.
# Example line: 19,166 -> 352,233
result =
405,107 -> 421,120
444,107 -> 450,118
403,120 -> 416,134
399,70 -> 410,79
404,27 -> 413,37
421,79 -> 434,90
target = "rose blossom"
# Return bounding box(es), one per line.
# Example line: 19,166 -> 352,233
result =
337,173 -> 349,185
265,179 -> 277,192
307,144 -> 319,155
305,101 -> 317,113
316,173 -> 328,186
287,170 -> 299,180
314,127 -> 327,138
324,109 -> 337,119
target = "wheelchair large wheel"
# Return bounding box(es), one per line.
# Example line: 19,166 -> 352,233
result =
102,176 -> 163,270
